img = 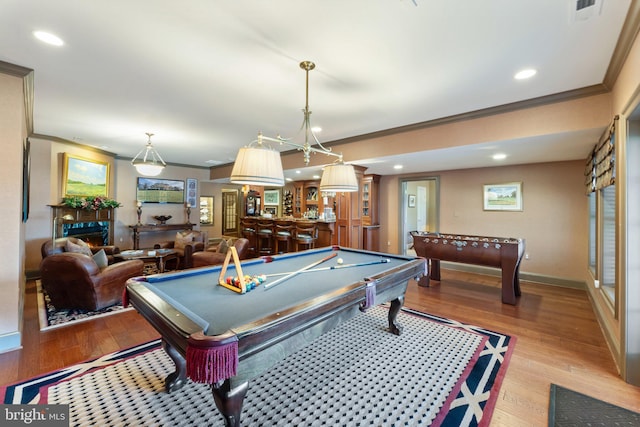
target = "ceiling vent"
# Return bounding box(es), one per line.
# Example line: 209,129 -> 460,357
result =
571,0 -> 603,22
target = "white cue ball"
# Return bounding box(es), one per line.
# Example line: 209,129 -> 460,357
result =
337,258 -> 344,265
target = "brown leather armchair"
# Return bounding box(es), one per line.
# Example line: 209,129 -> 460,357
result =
154,230 -> 208,269
39,252 -> 144,311
192,238 -> 251,268
41,237 -> 121,264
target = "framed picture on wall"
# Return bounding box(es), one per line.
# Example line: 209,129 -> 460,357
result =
263,189 -> 280,205
408,194 -> 416,208
483,182 -> 523,211
186,178 -> 198,208
63,153 -> 109,197
136,177 -> 185,203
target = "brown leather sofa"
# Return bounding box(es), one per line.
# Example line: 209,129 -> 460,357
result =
192,238 -> 251,268
41,237 -> 121,264
154,230 -> 208,269
40,252 -> 144,311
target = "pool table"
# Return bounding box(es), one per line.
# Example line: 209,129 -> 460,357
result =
125,246 -> 425,427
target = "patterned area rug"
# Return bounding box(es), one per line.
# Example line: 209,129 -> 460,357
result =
3,307 -> 515,426
36,280 -> 132,331
549,384 -> 640,425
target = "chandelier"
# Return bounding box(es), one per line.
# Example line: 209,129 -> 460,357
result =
230,61 -> 358,192
131,133 -> 166,177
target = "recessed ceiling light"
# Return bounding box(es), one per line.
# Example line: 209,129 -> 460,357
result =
295,170 -> 301,174
393,164 -> 403,170
285,177 -> 293,182
33,31 -> 64,46
493,153 -> 507,160
311,126 -> 322,133
514,69 -> 536,80
205,159 -> 222,165
312,175 -> 320,179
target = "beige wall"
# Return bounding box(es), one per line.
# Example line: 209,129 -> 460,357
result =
23,137 -> 213,273
0,73 -> 26,352
380,160 -> 588,282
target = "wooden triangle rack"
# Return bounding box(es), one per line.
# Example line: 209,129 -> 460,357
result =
218,246 -> 247,294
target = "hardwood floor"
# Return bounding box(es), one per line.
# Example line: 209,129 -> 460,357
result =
2,270 -> 639,426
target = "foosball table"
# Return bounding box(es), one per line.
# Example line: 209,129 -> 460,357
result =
411,231 -> 525,305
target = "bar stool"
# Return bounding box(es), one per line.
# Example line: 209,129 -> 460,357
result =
240,217 -> 258,258
294,220 -> 317,251
274,220 -> 294,254
257,220 -> 275,255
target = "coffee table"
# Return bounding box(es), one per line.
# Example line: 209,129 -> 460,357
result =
115,248 -> 179,273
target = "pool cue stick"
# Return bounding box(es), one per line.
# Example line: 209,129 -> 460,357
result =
264,259 -> 391,278
264,252 -> 337,290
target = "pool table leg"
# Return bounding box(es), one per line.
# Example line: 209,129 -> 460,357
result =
388,296 -> 404,336
162,340 -> 187,392
211,380 -> 248,427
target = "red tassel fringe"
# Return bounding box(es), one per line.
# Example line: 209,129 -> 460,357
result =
186,341 -> 239,384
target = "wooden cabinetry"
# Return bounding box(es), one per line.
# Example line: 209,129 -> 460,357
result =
291,180 -> 335,219
288,168 -> 376,250
293,183 -> 303,217
362,174 -> 380,226
282,190 -> 293,216
316,221 -> 335,247
303,181 -> 319,218
334,166 -> 366,249
361,174 -> 380,251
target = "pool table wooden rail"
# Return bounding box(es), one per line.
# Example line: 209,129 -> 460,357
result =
411,231 -> 525,305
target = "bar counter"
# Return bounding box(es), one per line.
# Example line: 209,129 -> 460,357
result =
242,217 -> 336,247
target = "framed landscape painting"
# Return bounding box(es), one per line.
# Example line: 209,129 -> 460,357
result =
483,182 -> 523,211
137,177 -> 185,204
63,153 -> 109,197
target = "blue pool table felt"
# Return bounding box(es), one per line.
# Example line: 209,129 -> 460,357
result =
141,247 -> 412,335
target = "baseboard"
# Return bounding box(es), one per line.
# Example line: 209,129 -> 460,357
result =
0,331 -> 22,354
25,269 -> 41,281
439,261 -> 586,290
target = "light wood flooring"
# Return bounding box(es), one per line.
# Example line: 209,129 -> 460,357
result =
1,270 -> 639,426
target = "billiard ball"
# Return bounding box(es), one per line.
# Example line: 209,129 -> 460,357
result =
337,258 -> 344,265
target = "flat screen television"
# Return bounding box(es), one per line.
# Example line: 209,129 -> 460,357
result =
136,178 -> 185,204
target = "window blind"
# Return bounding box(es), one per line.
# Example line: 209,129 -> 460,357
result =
585,115 -> 618,194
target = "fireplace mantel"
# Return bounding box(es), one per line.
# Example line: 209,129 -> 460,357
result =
50,205 -> 115,245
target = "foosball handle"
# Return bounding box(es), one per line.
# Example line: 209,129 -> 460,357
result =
218,246 -> 247,293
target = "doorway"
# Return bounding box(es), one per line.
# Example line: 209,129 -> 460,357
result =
221,189 -> 239,236
400,177 -> 439,256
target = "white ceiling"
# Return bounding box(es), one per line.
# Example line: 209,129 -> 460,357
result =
0,0 -> 633,181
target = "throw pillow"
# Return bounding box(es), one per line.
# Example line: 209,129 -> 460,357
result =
217,239 -> 229,254
65,239 -> 93,257
92,249 -> 109,269
175,232 -> 194,249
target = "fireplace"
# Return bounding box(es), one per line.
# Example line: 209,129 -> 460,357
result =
63,221 -> 110,246
50,205 -> 115,245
